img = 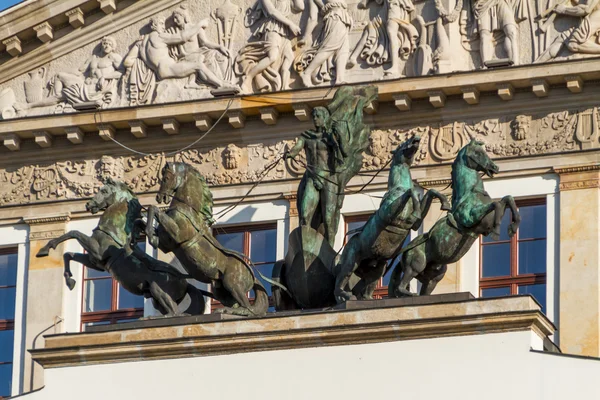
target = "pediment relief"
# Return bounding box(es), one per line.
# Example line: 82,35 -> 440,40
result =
1,0 -> 600,120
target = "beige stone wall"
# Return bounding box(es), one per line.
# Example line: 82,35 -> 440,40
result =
557,166 -> 600,357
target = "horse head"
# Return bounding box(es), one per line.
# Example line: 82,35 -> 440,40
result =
157,162 -> 215,225
86,178 -> 136,214
157,162 -> 185,204
391,135 -> 421,167
460,140 -> 499,178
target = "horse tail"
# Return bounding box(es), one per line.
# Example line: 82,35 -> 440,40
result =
182,284 -> 209,315
248,279 -> 269,316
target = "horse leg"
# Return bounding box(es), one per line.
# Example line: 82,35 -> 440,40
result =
148,281 -> 179,316
62,252 -> 92,290
154,207 -> 183,244
145,206 -> 159,248
418,264 -> 447,296
216,268 -> 255,316
500,195 -> 521,237
37,231 -> 102,260
356,260 -> 387,300
409,189 -> 421,220
389,248 -> 424,297
334,238 -> 361,303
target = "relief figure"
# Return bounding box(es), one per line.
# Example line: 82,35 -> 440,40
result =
348,0 -> 418,78
235,0 -> 304,94
536,0 -> 600,62
296,0 -> 353,86
469,0 -> 526,66
15,36 -> 122,113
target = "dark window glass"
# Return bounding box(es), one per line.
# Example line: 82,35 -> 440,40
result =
0,288 -> 16,320
518,240 -> 546,275
214,232 -> 244,254
518,205 -> 546,239
0,330 -> 14,363
481,286 -> 511,297
118,285 -> 144,310
481,243 -> 511,277
0,364 -> 12,398
519,284 -> 547,314
83,279 -> 112,312
250,229 -> 277,263
0,253 -> 17,286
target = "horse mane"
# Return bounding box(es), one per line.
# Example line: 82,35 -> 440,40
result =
179,163 -> 215,226
450,144 -> 469,205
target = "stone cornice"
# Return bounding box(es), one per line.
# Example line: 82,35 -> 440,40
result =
22,213 -> 70,225
554,164 -> 600,175
31,296 -> 554,368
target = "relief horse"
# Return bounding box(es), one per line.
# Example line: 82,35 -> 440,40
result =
36,179 -> 206,316
388,140 -> 521,297
333,136 -> 451,303
142,162 -> 268,316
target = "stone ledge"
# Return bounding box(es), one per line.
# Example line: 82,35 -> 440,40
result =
31,295 -> 555,368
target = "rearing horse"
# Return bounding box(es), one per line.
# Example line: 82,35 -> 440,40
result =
142,162 -> 268,316
36,179 -> 206,316
388,140 -> 521,297
333,135 -> 451,303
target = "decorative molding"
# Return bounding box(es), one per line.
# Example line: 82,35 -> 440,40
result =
559,180 -> 600,191
23,214 -> 71,226
29,230 -> 66,241
554,165 -> 600,174
418,179 -> 452,188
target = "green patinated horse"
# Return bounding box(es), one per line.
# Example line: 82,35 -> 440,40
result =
142,162 -> 268,316
333,136 -> 451,303
36,179 -> 206,316
388,140 -> 521,297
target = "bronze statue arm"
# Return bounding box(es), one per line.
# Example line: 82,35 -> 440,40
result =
287,137 -> 305,159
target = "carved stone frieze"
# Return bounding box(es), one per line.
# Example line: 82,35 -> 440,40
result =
1,0 -> 599,118
0,104 -> 596,207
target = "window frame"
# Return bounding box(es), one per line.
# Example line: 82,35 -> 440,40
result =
0,247 -> 17,400
211,222 -> 278,309
479,198 -> 547,299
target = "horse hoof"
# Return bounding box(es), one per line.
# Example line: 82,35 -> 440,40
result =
36,247 -> 50,258
440,202 -> 452,211
66,278 -> 76,291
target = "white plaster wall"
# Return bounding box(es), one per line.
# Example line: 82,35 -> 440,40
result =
23,330 -> 600,400
0,224 -> 28,396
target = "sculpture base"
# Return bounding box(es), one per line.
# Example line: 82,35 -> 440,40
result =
27,295 -> 598,400
280,226 -> 338,309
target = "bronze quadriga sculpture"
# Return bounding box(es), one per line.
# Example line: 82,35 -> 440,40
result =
36,178 -> 206,316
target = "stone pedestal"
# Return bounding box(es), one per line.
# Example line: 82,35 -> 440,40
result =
24,295 -> 600,400
22,214 -> 70,393
556,165 -> 600,356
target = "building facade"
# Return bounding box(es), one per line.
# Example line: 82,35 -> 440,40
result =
0,0 -> 598,397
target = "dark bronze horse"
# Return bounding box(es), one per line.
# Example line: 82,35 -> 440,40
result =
36,179 -> 206,316
388,140 -> 521,297
333,136 -> 451,303
142,162 -> 268,316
